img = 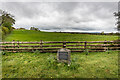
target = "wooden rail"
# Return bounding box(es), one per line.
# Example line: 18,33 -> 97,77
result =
0,40 -> 120,53
0,41 -> 120,44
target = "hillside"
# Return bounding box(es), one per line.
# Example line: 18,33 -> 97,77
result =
4,30 -> 118,41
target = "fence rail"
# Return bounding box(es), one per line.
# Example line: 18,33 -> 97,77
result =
0,41 -> 120,44
0,40 -> 120,53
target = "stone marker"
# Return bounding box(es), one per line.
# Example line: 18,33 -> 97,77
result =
57,48 -> 71,65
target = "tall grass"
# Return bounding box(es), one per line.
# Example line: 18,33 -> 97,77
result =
2,51 -> 118,78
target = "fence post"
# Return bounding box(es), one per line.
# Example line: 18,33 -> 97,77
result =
32,41 -> 35,52
12,40 -> 15,48
104,40 -> 107,51
84,41 -> 87,50
63,41 -> 66,48
12,40 -> 15,52
17,40 -> 19,48
4,42 -> 6,52
17,40 -> 19,53
40,40 -> 43,52
40,40 -> 43,48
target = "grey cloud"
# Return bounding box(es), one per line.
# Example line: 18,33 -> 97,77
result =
56,2 -> 79,13
0,2 -> 118,32
1,2 -> 41,18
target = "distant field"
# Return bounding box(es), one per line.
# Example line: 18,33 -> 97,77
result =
4,30 -> 118,41
2,29 -> 119,78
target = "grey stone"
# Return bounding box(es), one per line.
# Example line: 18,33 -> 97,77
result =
57,48 -> 71,65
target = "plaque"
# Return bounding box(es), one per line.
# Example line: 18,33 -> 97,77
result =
57,48 -> 71,65
59,51 -> 68,60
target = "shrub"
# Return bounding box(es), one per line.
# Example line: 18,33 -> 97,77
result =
115,32 -> 119,35
33,50 -> 40,54
84,49 -> 89,55
9,27 -> 13,32
0,28 -> 5,40
18,28 -> 26,30
0,29 -> 2,40
11,27 -> 15,29
101,31 -> 104,35
109,32 -> 114,35
2,30 -> 5,39
2,22 -> 12,30
30,27 -> 40,31
2,26 -> 10,35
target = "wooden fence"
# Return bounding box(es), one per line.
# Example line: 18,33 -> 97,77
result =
0,40 -> 120,53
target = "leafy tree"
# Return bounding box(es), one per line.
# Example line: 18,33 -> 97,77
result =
101,31 -> 104,35
0,10 -> 15,40
114,12 -> 120,31
0,10 -> 15,29
30,27 -> 40,31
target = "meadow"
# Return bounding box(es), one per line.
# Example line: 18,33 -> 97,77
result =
5,30 -> 118,41
2,29 -> 119,78
2,51 -> 118,78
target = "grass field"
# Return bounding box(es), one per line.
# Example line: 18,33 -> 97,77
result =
4,30 -> 118,41
2,51 -> 118,78
2,30 -> 119,78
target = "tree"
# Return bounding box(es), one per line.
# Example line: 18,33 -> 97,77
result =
0,10 -> 15,40
0,9 -> 2,26
114,12 -> 120,31
114,1 -> 120,31
0,10 -> 15,29
30,27 -> 40,31
101,31 -> 104,35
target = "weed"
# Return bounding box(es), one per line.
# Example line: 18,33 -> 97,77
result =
84,49 -> 89,55
33,50 -> 41,54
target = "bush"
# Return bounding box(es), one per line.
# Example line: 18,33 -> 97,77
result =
115,32 -> 119,35
0,28 -> 2,34
33,50 -> 40,54
0,29 -> 2,40
101,31 -> 104,35
18,28 -> 26,30
0,28 -> 5,40
2,22 -> 12,30
9,27 -> 13,32
84,49 -> 89,55
2,30 -> 5,39
109,32 -> 114,35
2,26 -> 10,35
11,27 -> 15,29
30,27 -> 40,31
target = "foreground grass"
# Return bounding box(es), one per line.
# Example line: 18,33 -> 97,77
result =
2,51 -> 118,78
4,30 -> 118,41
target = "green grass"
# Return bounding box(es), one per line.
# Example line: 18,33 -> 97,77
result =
2,51 -> 118,78
2,29 -> 119,78
4,30 -> 118,41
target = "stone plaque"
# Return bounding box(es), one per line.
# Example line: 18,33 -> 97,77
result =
59,51 -> 68,60
57,48 -> 71,65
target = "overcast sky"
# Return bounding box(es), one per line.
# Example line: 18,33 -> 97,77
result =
0,2 -> 118,33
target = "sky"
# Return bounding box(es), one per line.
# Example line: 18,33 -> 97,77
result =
0,1 -> 119,33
